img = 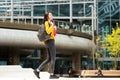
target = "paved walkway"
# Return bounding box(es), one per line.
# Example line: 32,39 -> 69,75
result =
0,65 -> 119,80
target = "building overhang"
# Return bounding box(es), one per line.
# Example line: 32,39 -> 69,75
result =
0,22 -> 95,54
0,28 -> 95,53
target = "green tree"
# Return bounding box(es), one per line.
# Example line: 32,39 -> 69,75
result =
104,27 -> 120,69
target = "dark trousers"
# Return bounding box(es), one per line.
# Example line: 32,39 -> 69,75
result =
37,39 -> 56,74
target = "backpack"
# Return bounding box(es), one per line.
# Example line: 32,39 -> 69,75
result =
37,24 -> 50,42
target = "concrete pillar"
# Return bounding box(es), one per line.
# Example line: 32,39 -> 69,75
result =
40,48 -> 50,72
8,48 -> 20,65
72,53 -> 81,70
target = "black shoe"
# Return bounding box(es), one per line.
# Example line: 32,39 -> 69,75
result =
33,70 -> 40,79
50,74 -> 59,79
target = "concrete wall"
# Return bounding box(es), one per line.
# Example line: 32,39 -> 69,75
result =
0,28 -> 94,53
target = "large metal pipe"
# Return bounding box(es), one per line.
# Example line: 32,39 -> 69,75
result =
0,28 -> 95,52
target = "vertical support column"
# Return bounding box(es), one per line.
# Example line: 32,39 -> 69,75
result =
89,5 -> 95,70
70,0 -> 72,23
40,48 -> 50,72
11,0 -> 13,23
72,53 -> 81,70
45,0 -> 47,12
8,48 -> 20,65
22,5 -> 24,23
37,19 -> 39,25
31,5 -> 34,24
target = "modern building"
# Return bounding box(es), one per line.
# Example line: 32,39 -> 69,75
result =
96,0 -> 120,70
0,0 -> 119,73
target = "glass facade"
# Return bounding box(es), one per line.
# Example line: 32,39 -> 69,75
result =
0,0 -> 95,34
97,0 -> 120,35
97,0 -> 120,70
0,0 -> 120,70
0,1 -> 95,71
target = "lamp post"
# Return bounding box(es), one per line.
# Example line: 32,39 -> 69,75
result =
89,5 -> 95,69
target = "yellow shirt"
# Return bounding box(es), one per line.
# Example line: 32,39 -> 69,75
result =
44,21 -> 55,40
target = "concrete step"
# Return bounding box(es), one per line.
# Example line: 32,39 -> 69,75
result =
0,65 -> 38,80
0,65 -> 22,71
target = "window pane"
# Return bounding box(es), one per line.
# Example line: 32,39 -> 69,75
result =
60,4 -> 69,16
73,4 -> 83,17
